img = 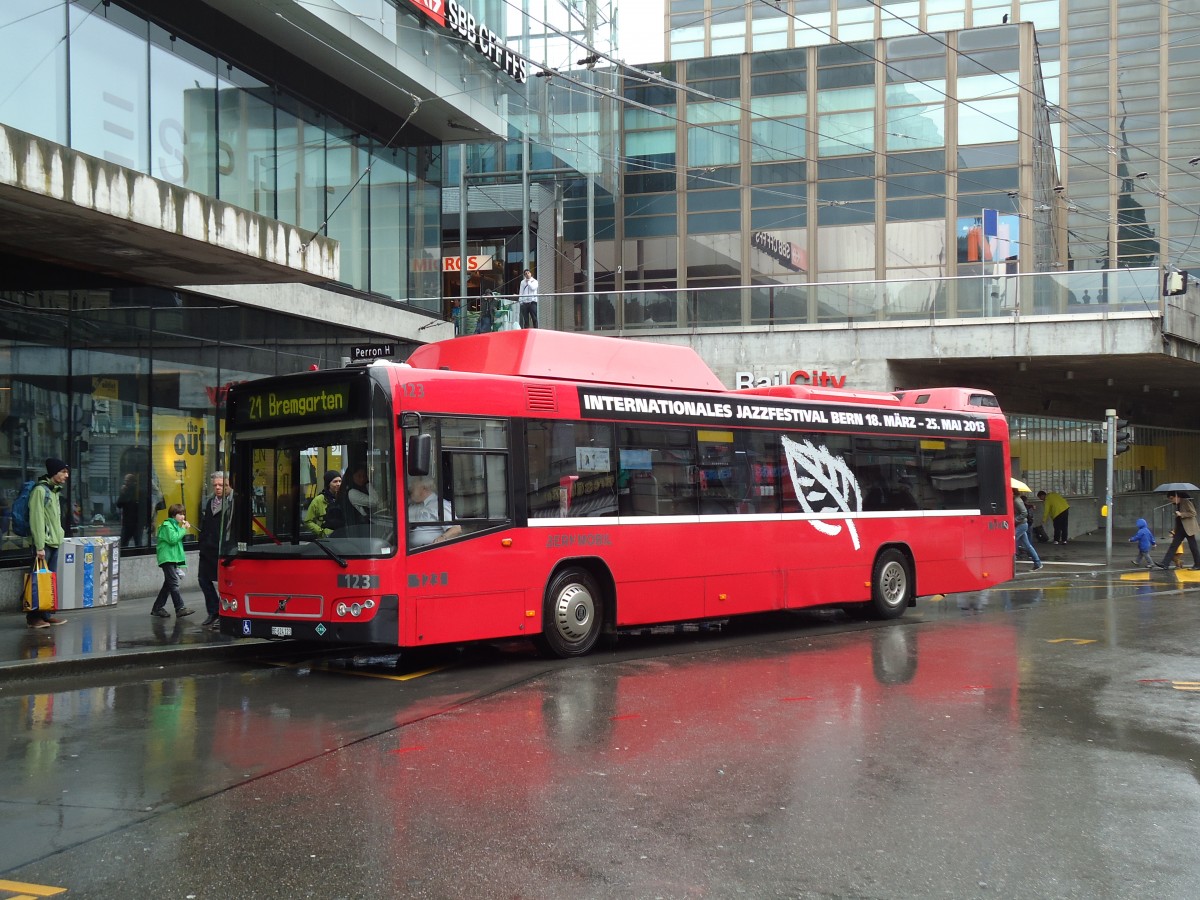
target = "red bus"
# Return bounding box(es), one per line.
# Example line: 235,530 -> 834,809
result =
217,330 -> 1013,656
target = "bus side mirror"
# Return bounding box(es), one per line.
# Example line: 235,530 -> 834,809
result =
407,433 -> 432,476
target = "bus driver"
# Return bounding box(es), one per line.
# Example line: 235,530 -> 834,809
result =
407,475 -> 462,546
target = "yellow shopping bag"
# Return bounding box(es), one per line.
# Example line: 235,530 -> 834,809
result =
22,565 -> 57,612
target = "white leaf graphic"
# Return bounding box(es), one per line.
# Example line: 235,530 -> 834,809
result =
781,435 -> 862,550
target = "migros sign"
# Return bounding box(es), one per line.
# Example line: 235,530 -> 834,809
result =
734,369 -> 848,390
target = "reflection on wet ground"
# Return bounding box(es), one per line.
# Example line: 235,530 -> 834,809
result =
5,568 -> 1200,897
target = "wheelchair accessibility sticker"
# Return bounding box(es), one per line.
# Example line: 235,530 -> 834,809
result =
242,619 -> 252,635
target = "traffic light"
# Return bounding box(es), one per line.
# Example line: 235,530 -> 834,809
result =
1115,418 -> 1133,455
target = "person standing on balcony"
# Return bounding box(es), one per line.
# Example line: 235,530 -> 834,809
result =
519,268 -> 539,328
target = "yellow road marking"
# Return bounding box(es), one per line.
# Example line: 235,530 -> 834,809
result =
309,662 -> 447,682
1047,638 -> 1097,645
1120,571 -> 1151,581
0,881 -> 67,897
261,658 -> 447,681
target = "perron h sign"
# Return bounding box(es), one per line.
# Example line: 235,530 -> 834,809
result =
351,344 -> 396,362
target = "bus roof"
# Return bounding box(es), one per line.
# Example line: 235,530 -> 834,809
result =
404,331 -> 727,391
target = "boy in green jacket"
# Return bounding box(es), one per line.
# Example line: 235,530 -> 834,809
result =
151,503 -> 195,618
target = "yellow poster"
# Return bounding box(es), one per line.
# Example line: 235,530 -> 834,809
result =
152,415 -> 217,531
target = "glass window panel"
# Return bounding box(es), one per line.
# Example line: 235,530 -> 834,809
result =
687,57 -> 740,80
687,211 -> 742,233
276,100 -> 326,234
751,95 -> 805,117
625,107 -> 676,130
526,421 -> 616,519
886,104 -> 945,150
688,124 -> 741,166
149,35 -> 216,192
752,72 -> 808,95
885,81 -> 947,105
751,118 -> 806,162
325,129 -> 368,292
369,148 -> 406,301
752,161 -> 807,183
818,155 -> 874,179
687,100 -> 740,125
817,64 -> 876,91
957,73 -> 1019,101
618,427 -> 697,517
887,197 -> 948,220
816,85 -> 875,112
0,2 -> 67,143
928,12 -> 965,30
958,51 -> 1020,78
217,66 -> 276,216
957,98 -> 1020,145
625,215 -> 677,238
817,110 -> 875,155
887,149 -> 945,174
751,207 -> 808,230
1020,1 -> 1060,31
751,183 -> 806,207
627,194 -> 677,216
69,4 -> 149,171
626,130 -> 677,156
686,189 -> 739,211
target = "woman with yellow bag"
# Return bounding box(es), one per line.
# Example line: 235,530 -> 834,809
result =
26,457 -> 70,629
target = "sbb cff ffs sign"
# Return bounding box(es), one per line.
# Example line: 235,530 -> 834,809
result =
408,0 -> 445,25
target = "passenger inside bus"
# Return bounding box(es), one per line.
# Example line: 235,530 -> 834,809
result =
340,463 -> 388,527
407,475 -> 462,546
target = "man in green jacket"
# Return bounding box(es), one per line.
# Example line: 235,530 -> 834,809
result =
27,457 -> 70,628
1038,489 -> 1071,545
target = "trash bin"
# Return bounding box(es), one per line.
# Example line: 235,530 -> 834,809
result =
56,537 -> 120,609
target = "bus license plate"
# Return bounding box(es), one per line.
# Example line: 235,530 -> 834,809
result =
270,625 -> 292,638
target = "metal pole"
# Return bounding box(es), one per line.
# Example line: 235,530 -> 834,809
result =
459,143 -> 468,314
1105,407 -> 1116,565
522,137 -> 530,278
586,175 -> 595,330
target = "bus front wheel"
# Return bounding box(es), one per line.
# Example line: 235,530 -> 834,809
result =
537,567 -> 603,658
868,549 -> 912,620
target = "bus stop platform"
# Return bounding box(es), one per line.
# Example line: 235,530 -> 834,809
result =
0,585 -> 271,684
0,529 -> 1161,684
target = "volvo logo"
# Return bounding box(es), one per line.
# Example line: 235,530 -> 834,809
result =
276,596 -> 290,613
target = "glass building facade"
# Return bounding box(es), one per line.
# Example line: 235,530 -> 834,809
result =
662,0 -> 1200,282
0,1 -> 445,308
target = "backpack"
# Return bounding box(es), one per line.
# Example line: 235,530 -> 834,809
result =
10,479 -> 39,537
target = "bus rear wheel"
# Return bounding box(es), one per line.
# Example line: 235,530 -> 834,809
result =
868,549 -> 912,620
537,567 -> 603,658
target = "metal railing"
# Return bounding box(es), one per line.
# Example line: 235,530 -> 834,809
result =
461,267 -> 1164,333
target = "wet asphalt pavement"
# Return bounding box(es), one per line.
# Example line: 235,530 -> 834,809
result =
3,556 -> 1200,898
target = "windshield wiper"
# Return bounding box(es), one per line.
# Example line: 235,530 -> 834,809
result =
310,535 -> 349,568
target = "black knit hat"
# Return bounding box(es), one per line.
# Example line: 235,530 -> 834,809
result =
324,470 -> 341,488
45,457 -> 68,476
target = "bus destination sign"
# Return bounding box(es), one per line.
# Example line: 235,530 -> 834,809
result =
234,383 -> 351,426
577,387 -> 990,440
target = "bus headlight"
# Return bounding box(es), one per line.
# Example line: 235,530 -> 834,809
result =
350,603 -> 362,617
336,602 -> 348,616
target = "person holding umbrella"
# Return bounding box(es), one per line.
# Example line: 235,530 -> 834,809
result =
1012,482 -> 1043,571
1155,486 -> 1200,570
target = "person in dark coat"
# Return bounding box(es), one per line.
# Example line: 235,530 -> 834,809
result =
198,471 -> 233,627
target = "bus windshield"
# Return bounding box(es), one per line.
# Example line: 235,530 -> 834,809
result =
228,376 -> 397,559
